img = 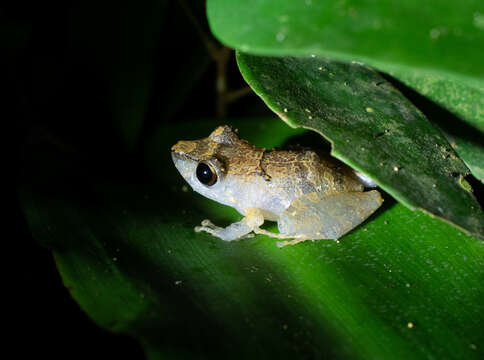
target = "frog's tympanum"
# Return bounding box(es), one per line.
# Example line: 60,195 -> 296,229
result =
171,126 -> 383,247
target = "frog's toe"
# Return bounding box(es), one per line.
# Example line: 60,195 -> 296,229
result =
200,219 -> 216,228
195,224 -> 228,240
276,236 -> 314,248
277,239 -> 301,248
194,225 -> 214,234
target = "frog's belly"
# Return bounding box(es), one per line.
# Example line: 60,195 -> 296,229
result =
236,202 -> 285,222
218,175 -> 296,221
236,181 -> 293,221
243,196 -> 289,221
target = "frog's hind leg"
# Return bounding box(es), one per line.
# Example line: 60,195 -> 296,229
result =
277,190 -> 383,246
251,228 -> 310,241
250,223 -> 313,246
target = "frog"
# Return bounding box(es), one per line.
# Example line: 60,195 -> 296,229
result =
171,125 -> 383,247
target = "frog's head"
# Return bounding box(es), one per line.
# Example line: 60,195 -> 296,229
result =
171,126 -> 239,202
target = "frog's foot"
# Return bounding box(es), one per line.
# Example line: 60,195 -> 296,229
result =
252,227 -> 301,239
276,238 -> 311,248
194,219 -> 218,236
194,218 -> 254,241
198,219 -> 217,228
251,228 -> 312,247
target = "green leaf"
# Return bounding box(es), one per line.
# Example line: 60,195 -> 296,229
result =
392,74 -> 484,182
206,0 -> 484,81
20,118 -> 484,359
453,137 -> 484,182
207,0 -> 484,182
236,53 -> 484,239
390,72 -> 484,182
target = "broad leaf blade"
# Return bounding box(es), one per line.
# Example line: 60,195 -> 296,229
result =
453,137 -> 484,182
390,72 -> 484,182
207,0 -> 484,180
19,119 -> 484,359
207,0 -> 484,81
236,53 -> 484,239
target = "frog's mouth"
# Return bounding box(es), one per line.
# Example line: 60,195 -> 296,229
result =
171,151 -> 197,181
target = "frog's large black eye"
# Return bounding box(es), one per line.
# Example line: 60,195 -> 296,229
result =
196,162 -> 217,186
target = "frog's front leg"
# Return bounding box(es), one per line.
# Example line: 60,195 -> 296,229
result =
194,207 -> 265,241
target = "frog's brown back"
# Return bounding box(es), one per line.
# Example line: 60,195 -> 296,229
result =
172,125 -> 363,194
261,149 -> 363,195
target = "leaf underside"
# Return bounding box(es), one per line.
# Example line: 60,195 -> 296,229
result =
207,0 -> 484,182
236,53 -> 484,239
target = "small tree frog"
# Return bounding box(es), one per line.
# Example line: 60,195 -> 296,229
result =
171,125 -> 383,247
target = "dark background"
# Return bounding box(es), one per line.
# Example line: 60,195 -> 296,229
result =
6,1 -> 268,358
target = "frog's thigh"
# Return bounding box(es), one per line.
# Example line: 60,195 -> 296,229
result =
278,190 -> 383,240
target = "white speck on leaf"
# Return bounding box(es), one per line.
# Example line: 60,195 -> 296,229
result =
429,26 -> 448,39
430,28 -> 440,39
278,15 -> 289,23
473,12 -> 484,30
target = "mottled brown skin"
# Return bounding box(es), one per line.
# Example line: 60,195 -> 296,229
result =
172,125 -> 382,246
172,125 -> 363,195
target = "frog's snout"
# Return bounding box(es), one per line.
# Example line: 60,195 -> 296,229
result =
171,140 -> 197,156
171,149 -> 183,160
170,151 -> 178,162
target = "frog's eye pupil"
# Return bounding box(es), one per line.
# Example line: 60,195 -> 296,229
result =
196,162 -> 217,186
